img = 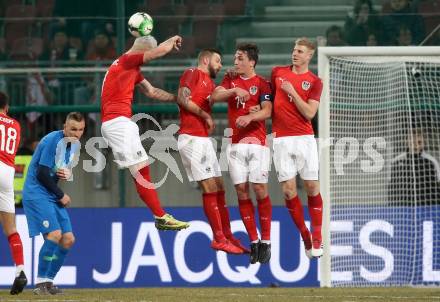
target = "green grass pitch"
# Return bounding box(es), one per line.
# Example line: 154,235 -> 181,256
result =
1,287 -> 440,302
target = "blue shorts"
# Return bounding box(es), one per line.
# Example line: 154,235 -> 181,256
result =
22,198 -> 72,237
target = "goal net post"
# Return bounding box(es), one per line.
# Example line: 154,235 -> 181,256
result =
318,46 -> 440,287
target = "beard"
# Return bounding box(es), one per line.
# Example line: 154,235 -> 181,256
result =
208,65 -> 218,79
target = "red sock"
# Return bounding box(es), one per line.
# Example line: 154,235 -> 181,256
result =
203,192 -> 226,242
8,233 -> 24,266
257,196 -> 272,241
308,193 -> 323,240
238,199 -> 258,242
133,165 -> 166,217
286,196 -> 309,239
216,191 -> 233,238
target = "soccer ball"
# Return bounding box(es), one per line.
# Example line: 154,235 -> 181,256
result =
128,12 -> 154,37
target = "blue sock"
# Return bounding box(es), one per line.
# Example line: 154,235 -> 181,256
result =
47,246 -> 69,280
37,239 -> 58,280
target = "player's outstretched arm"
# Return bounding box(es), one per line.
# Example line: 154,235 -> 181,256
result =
143,35 -> 182,63
279,78 -> 319,120
137,79 -> 176,102
211,86 -> 250,103
177,87 -> 215,134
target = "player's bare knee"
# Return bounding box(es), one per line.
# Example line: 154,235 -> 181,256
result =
61,233 -> 75,248
199,178 -> 217,193
304,180 -> 320,196
283,191 -> 297,200
282,183 -> 297,200
46,231 -> 62,243
235,183 -> 249,200
215,177 -> 225,192
0,212 -> 17,236
281,178 -> 297,199
252,183 -> 268,200
3,226 -> 17,237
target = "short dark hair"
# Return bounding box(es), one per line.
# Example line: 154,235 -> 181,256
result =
0,91 -> 9,110
236,43 -> 259,68
354,0 -> 374,16
198,48 -> 222,61
65,112 -> 84,123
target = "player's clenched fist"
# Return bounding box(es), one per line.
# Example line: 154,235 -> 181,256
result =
278,77 -> 295,95
56,168 -> 71,180
59,194 -> 71,207
171,35 -> 182,50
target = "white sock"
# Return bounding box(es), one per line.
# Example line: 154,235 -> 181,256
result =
261,240 -> 271,244
15,265 -> 24,277
251,240 -> 259,244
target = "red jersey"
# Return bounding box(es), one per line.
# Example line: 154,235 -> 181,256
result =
271,65 -> 323,137
0,112 -> 20,167
178,68 -> 215,137
220,74 -> 272,145
101,53 -> 145,122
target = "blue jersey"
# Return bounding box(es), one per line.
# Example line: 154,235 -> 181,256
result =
23,130 -> 79,202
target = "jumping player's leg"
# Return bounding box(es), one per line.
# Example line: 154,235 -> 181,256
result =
198,178 -> 241,254
215,177 -> 249,253
274,136 -> 314,258
129,161 -> 166,217
304,180 -> 323,258
199,178 -> 226,242
130,161 -> 189,230
235,182 -> 260,263
248,144 -> 272,263
300,136 -> 322,258
236,183 -> 258,242
282,178 -> 312,258
252,183 -> 272,264
102,117 -> 189,231
214,178 -> 231,238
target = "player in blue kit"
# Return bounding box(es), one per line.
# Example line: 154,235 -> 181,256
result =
22,112 -> 85,295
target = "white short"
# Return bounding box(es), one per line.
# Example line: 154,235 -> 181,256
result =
177,134 -> 222,182
0,161 -> 15,213
273,135 -> 319,182
101,117 -> 149,168
227,143 -> 270,185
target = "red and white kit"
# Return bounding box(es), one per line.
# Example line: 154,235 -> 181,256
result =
101,53 -> 148,168
220,74 -> 272,185
177,68 -> 221,181
271,65 -> 323,181
0,112 -> 20,213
